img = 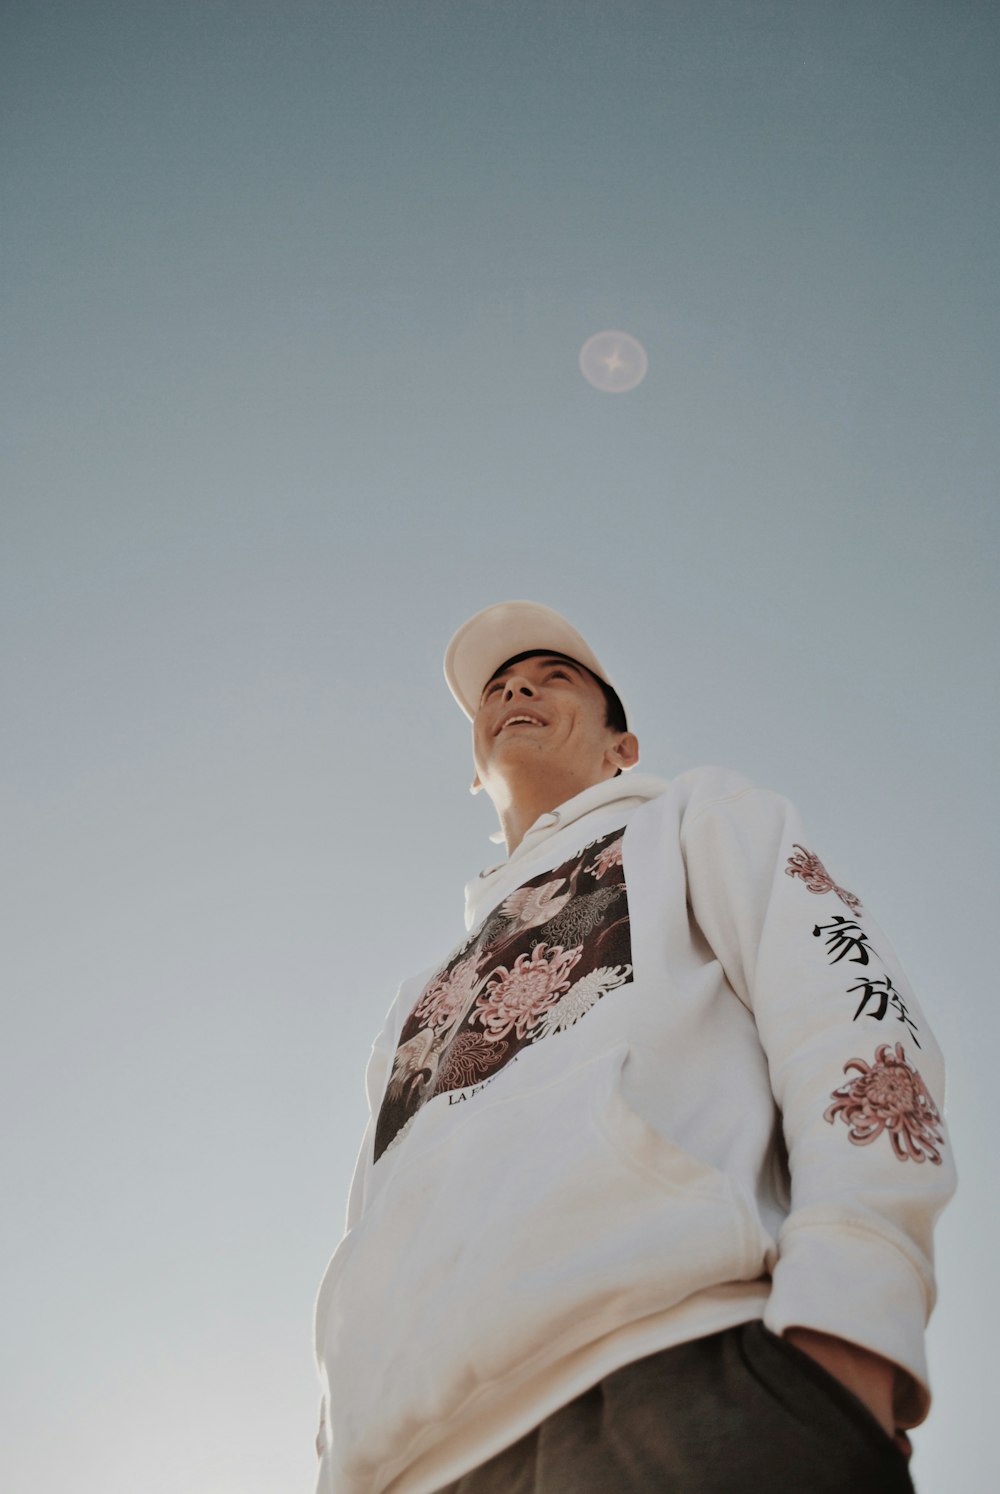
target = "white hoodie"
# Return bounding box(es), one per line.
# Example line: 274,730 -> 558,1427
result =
314,768 -> 955,1494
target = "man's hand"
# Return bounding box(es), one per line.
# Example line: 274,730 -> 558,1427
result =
783,1327 -> 908,1454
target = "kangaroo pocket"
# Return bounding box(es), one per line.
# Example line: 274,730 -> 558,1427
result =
318,1041 -> 768,1486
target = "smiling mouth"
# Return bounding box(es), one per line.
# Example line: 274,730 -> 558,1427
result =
497,714 -> 546,734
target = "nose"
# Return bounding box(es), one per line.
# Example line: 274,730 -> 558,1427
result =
502,674 -> 535,702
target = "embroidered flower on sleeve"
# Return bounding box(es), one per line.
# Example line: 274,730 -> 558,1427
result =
785,844 -> 863,914
473,942 -> 583,1042
824,1042 -> 945,1164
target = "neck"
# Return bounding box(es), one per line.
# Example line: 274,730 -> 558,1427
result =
493,766 -> 612,855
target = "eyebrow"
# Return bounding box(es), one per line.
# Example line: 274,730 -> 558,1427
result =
480,656 -> 583,701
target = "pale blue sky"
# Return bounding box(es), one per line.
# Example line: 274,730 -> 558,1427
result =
3,3 -> 998,1491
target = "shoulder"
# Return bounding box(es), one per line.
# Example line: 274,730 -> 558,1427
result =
668,766 -> 795,836
673,764 -> 758,799
673,764 -> 769,809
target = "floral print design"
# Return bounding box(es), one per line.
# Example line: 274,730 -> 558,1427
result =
585,836 -> 624,880
785,844 -> 862,915
431,1032 -> 507,1094
473,943 -> 582,1042
542,885 -> 626,950
373,827 -> 631,1161
412,953 -> 482,1032
535,964 -> 632,1039
825,1042 -> 945,1164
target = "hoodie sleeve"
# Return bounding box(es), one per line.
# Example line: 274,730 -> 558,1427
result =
314,1006 -> 400,1480
680,774 -> 957,1428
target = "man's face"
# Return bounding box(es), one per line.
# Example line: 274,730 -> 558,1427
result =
471,653 -> 623,796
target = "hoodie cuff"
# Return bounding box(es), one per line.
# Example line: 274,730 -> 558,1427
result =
763,1221 -> 932,1427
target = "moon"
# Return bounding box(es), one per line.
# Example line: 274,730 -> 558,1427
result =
579,330 -> 648,392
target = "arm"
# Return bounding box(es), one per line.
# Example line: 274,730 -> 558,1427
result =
681,775 -> 956,1433
314,1022 -> 395,1465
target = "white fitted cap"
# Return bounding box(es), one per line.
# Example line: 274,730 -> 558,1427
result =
444,600 -> 627,725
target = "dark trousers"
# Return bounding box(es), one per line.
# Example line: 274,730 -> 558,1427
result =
436,1322 -> 915,1493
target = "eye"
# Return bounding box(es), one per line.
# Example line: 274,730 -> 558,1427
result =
484,680 -> 504,699
546,669 -> 570,682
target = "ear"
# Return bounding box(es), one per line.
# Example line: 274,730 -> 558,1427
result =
608,732 -> 640,772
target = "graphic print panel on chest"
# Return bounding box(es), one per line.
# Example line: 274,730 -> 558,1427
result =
373,829 -> 633,1160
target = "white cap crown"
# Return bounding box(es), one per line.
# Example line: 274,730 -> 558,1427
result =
444,601 -> 626,724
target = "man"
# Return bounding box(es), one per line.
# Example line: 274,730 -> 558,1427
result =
314,601 -> 955,1494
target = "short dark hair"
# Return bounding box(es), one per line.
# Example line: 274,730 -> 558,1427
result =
487,651 -> 628,734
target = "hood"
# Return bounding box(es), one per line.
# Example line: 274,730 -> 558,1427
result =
463,772 -> 669,930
